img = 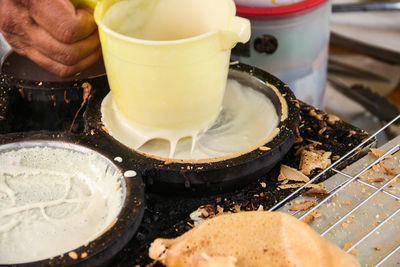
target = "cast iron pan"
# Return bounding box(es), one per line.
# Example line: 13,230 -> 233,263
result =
0,132 -> 145,267
0,52 -> 106,133
85,63 -> 300,194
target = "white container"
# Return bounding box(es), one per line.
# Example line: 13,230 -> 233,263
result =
233,0 -> 331,108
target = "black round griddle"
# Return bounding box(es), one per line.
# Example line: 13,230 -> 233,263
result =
85,63 -> 300,194
0,52 -> 105,133
0,133 -> 145,267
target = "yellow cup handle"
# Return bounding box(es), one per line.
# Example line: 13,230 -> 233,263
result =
71,0 -> 99,9
220,17 -> 251,51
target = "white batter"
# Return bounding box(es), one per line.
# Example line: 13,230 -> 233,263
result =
102,80 -> 280,160
0,147 -> 124,264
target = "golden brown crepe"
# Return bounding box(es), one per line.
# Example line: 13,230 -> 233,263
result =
149,211 -> 360,267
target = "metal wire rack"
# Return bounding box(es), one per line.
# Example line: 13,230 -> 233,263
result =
270,115 -> 400,266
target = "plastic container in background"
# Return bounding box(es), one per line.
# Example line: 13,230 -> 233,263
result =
233,0 -> 331,108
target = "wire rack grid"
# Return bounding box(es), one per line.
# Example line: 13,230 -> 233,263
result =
271,115 -> 400,266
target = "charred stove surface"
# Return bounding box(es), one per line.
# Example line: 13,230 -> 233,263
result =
0,103 -> 369,267
0,63 -> 370,266
112,101 -> 369,267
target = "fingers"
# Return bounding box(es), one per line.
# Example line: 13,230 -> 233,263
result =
0,0 -> 102,77
0,0 -> 31,38
29,25 -> 100,65
16,0 -> 97,43
14,45 -> 102,78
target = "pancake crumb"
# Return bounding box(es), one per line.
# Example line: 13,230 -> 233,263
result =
289,200 -> 318,211
304,188 -> 329,198
343,243 -> 359,256
379,161 -> 398,176
68,251 -> 78,260
299,149 -> 331,175
302,209 -> 322,224
367,177 -> 385,183
369,148 -> 392,159
278,164 -> 310,182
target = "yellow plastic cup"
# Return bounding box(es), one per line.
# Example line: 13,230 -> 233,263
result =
73,0 -> 250,131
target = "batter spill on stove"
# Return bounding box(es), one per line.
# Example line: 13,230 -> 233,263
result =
102,79 -> 280,160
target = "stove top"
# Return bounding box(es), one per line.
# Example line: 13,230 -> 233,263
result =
0,62 -> 370,266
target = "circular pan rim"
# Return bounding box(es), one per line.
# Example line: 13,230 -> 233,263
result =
84,62 -> 300,193
0,136 -> 145,267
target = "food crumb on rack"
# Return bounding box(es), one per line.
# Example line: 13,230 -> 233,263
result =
367,177 -> 385,183
341,220 -> 355,228
349,249 -> 359,256
372,164 -> 380,172
379,161 -> 398,176
369,148 -> 392,159
289,200 -> 317,211
304,188 -> 329,198
343,200 -> 352,206
302,209 -> 322,224
343,243 -> 359,256
373,246 -> 382,251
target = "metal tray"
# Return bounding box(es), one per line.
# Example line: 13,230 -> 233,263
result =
274,116 -> 400,266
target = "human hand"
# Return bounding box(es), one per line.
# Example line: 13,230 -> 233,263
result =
0,0 -> 101,77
